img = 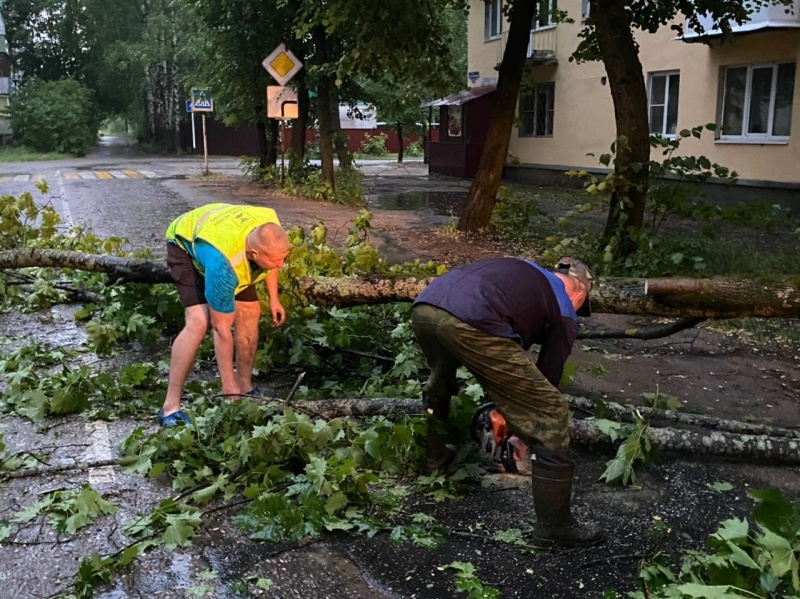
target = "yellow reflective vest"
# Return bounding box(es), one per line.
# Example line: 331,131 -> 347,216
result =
166,203 -> 281,294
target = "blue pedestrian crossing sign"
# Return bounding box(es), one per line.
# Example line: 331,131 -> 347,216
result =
192,89 -> 214,112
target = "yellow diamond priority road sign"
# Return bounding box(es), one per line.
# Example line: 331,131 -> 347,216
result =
262,43 -> 303,86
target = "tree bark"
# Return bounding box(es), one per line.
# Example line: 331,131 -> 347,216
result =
2,251 -> 799,318
311,25 -> 336,189
0,249 -> 172,284
591,0 -> 651,256
256,121 -> 270,168
296,274 -> 800,318
397,121 -> 404,163
290,74 -> 310,160
331,98 -> 351,168
458,0 -> 537,232
290,398 -> 800,465
566,395 -> 800,439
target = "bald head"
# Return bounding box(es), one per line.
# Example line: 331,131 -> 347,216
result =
246,223 -> 291,270
249,223 -> 290,253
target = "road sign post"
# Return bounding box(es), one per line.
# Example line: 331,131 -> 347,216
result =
191,89 -> 214,175
186,100 -> 197,151
262,46 -> 303,184
266,85 -> 301,184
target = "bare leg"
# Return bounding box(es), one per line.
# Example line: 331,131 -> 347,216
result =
234,300 -> 261,393
162,304 -> 210,416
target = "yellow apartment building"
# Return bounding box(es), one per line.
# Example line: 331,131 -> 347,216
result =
467,0 -> 800,203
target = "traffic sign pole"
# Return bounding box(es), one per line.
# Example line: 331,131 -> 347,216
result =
191,110 -> 197,151
202,114 -> 209,176
281,120 -> 286,185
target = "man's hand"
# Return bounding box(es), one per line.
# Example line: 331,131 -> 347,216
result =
271,300 -> 286,327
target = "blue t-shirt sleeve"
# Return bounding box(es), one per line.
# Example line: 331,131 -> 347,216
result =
193,240 -> 237,313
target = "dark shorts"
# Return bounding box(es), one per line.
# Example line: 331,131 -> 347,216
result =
166,242 -> 258,308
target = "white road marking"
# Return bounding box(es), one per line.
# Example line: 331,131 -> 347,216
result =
78,171 -> 96,180
84,421 -> 116,485
13,174 -> 29,182
109,171 -> 128,178
54,171 -> 74,227
139,170 -> 159,178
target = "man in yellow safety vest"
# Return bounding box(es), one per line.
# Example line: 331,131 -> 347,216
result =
160,203 -> 291,426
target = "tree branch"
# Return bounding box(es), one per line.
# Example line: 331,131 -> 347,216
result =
578,317 -> 705,339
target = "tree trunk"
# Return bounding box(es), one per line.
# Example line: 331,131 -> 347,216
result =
294,274 -> 800,318
591,0 -> 651,256
2,251 -> 799,318
267,119 -> 280,167
290,78 -> 310,160
458,0 -> 537,232
289,398 -> 800,465
331,97 -> 351,168
313,27 -> 335,189
0,249 -> 172,284
566,395 -> 800,439
397,121 -> 404,163
256,121 -> 269,168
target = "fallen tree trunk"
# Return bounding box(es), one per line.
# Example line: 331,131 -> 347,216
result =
566,395 -> 800,439
291,397 -> 800,465
298,275 -> 800,318
2,249 -> 799,318
0,249 -> 172,284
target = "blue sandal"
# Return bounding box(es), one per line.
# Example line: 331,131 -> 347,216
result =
159,408 -> 191,427
244,386 -> 263,397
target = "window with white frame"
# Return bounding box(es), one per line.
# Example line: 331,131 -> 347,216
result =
519,82 -> 555,137
485,0 -> 502,40
534,0 -> 557,29
581,0 -> 590,20
648,71 -> 680,136
721,62 -> 795,140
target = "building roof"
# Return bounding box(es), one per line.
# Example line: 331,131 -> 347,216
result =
422,85 -> 496,107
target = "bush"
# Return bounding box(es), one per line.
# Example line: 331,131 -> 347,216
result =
9,79 -> 100,156
405,139 -> 423,157
304,140 -> 320,159
359,132 -> 388,156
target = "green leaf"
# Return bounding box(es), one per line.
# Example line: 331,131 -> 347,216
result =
16,389 -> 49,421
725,541 -> 759,569
162,511 -> 202,550
324,491 -> 349,515
712,518 -> 749,542
674,583 -> 743,598
708,481 -> 734,492
757,528 -> 795,577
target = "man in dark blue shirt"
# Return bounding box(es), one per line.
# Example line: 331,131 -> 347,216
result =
411,256 -> 603,548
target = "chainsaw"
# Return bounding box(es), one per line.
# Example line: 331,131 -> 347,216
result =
470,403 -> 530,474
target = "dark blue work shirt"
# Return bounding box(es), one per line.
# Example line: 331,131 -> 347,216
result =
413,257 -> 579,387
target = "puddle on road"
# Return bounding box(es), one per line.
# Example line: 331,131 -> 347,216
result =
365,191 -> 467,216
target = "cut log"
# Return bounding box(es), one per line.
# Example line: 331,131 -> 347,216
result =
292,397 -> 800,465
2,249 -> 799,318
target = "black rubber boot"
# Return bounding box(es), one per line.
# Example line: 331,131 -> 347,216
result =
423,393 -> 455,472
531,447 -> 605,548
